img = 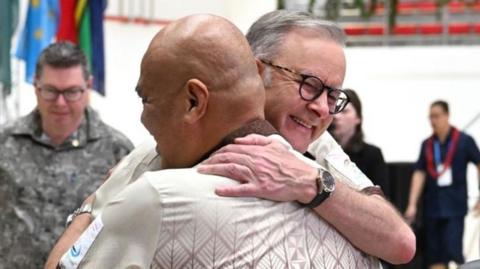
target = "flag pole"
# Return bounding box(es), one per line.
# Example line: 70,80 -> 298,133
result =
0,83 -> 5,124
463,112 -> 480,132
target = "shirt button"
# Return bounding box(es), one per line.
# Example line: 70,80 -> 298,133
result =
344,159 -> 350,166
72,139 -> 79,147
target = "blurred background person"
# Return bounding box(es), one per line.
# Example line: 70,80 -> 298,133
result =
0,42 -> 134,268
405,100 -> 480,269
330,88 -> 389,196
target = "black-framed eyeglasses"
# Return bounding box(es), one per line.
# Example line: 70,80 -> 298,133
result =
36,84 -> 86,102
260,59 -> 349,114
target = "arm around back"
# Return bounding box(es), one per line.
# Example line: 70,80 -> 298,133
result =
200,133 -> 416,264
314,180 -> 416,264
310,133 -> 416,264
63,175 -> 162,268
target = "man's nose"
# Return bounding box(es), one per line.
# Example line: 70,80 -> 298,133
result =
54,93 -> 68,105
307,91 -> 330,118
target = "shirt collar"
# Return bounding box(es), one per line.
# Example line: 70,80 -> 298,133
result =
197,119 -> 279,164
10,106 -> 107,149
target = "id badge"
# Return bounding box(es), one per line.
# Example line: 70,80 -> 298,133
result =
437,165 -> 452,187
59,215 -> 104,269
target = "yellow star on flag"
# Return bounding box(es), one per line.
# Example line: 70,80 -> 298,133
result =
34,28 -> 43,40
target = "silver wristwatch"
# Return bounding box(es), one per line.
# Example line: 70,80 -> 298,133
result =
65,203 -> 92,227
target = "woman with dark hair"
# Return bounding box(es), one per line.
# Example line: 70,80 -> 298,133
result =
331,89 -> 389,197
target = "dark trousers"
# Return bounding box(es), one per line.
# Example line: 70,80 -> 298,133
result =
424,216 -> 465,266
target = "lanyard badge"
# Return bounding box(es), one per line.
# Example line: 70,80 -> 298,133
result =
425,127 -> 460,185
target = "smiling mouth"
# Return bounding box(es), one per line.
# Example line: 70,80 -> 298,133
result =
291,116 -> 312,129
51,112 -> 70,116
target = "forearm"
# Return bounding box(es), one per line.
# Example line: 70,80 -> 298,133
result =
44,214 -> 93,269
44,194 -> 95,269
45,167 -> 118,269
313,181 -> 416,264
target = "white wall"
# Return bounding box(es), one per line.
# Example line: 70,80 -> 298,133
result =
345,46 -> 480,162
105,0 -> 277,34
343,45 -> 480,218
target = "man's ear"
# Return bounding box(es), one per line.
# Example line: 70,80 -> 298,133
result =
87,75 -> 93,89
184,78 -> 208,124
33,77 -> 39,92
83,75 -> 93,103
255,58 -> 265,77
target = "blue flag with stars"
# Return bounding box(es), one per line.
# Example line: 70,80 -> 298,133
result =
16,0 -> 59,84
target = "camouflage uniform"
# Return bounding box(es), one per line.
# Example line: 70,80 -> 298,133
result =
0,106 -> 133,268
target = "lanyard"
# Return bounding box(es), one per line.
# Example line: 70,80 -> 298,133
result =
433,139 -> 451,166
425,127 -> 460,179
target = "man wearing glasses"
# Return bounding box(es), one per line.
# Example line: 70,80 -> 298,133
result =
200,10 -> 415,264
46,11 -> 415,268
0,42 -> 133,268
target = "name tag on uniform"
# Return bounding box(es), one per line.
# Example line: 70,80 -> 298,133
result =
59,215 -> 104,269
437,165 -> 452,187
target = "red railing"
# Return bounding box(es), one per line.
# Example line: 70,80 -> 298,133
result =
344,23 -> 480,36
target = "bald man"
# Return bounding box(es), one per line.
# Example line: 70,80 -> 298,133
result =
56,14 -> 381,268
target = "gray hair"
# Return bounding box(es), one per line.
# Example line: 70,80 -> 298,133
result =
246,10 -> 346,61
35,41 -> 90,81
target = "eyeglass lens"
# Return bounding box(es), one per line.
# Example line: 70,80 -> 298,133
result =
40,87 -> 84,101
300,76 -> 348,114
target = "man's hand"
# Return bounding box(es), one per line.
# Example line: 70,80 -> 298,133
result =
198,134 -> 318,203
404,204 -> 417,225
474,199 -> 480,216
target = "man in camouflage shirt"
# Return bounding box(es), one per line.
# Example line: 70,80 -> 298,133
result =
0,42 -> 133,268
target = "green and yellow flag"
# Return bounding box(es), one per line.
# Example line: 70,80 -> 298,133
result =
75,0 -> 106,95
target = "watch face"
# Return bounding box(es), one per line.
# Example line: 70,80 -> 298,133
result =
322,171 -> 335,192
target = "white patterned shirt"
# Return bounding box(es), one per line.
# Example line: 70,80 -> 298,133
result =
60,134 -> 380,269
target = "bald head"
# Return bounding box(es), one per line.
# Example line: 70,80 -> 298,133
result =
137,14 -> 265,168
143,14 -> 259,94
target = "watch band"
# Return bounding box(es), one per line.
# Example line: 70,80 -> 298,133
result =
65,203 -> 92,227
299,168 -> 332,208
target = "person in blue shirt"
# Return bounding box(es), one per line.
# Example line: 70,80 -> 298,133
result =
405,100 -> 480,269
